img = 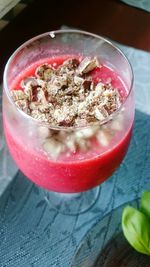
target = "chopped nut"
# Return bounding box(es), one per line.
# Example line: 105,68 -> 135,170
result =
111,120 -> 123,131
35,64 -> 54,81
63,58 -> 80,70
15,99 -> 29,113
82,80 -> 92,91
11,57 -> 122,129
77,101 -> 87,114
76,138 -> 91,152
64,86 -> 73,96
47,84 -> 60,96
47,75 -> 68,95
37,88 -> 48,104
24,86 -> 33,101
74,76 -> 84,86
65,135 -> 76,152
43,138 -> 65,159
77,57 -> 98,74
55,105 -> 76,125
75,127 -> 97,139
95,83 -> 103,95
39,103 -> 53,113
75,118 -> 87,127
10,90 -> 26,101
94,106 -> 108,121
37,126 -> 51,139
29,101 -> 39,110
81,127 -> 99,138
31,110 -> 49,122
97,129 -> 112,147
21,77 -> 38,88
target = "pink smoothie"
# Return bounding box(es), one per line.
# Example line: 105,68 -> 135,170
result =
4,56 -> 133,193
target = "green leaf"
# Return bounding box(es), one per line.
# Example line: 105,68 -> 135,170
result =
140,191 -> 150,219
122,206 -> 150,255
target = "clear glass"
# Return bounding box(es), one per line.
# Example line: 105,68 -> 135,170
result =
2,30 -> 134,214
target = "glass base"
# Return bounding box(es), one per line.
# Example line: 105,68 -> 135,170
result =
41,186 -> 100,216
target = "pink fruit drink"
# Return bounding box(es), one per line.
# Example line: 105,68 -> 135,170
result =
4,56 -> 133,193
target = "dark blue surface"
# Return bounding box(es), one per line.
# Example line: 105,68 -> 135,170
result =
71,198 -> 150,267
0,110 -> 150,267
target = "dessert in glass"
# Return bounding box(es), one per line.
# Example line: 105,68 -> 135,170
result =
3,30 -> 134,214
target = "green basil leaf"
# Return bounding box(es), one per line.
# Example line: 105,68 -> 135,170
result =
122,206 -> 150,255
140,191 -> 150,219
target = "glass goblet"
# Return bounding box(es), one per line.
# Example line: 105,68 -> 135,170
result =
3,30 -> 134,215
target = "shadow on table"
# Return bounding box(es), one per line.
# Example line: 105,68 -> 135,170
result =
95,231 -> 150,267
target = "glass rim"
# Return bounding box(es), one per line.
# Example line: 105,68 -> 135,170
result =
3,29 -> 134,131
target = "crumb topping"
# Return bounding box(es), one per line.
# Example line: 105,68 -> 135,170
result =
10,57 -> 122,127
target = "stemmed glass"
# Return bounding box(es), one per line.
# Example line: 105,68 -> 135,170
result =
2,30 -> 134,215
